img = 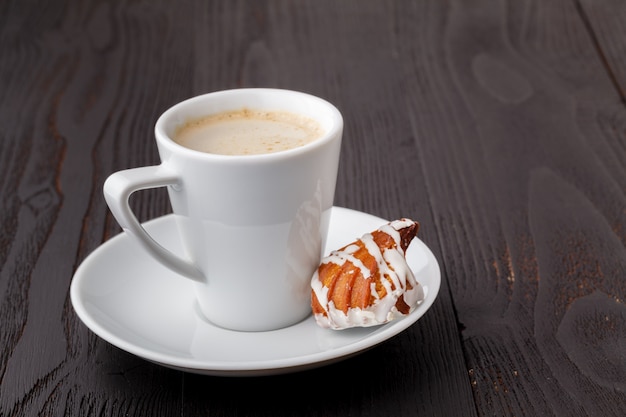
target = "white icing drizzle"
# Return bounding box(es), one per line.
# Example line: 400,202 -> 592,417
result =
311,219 -> 424,329
323,243 -> 372,279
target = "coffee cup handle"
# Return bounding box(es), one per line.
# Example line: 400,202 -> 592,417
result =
103,165 -> 205,282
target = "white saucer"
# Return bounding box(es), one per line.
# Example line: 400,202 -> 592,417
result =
70,206 -> 441,376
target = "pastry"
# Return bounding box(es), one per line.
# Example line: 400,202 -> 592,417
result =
311,218 -> 424,329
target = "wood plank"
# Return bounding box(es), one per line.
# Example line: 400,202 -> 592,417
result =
578,0 -> 626,101
0,1 -> 188,415
400,0 -> 626,415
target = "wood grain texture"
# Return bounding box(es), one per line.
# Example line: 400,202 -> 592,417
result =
402,0 -> 626,415
0,1 -> 188,416
578,0 -> 626,102
1,0 -> 624,416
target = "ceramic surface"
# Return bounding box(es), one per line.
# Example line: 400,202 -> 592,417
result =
70,207 -> 441,376
103,88 -> 343,331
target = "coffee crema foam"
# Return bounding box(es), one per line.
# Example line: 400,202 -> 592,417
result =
173,108 -> 324,155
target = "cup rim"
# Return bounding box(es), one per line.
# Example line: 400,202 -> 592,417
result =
154,88 -> 343,163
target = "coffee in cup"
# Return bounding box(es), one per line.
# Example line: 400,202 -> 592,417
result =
173,108 -> 324,155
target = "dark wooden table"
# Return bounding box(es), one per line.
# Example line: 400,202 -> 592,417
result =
2,1 -> 625,416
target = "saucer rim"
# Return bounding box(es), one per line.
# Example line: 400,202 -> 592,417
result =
70,206 -> 441,376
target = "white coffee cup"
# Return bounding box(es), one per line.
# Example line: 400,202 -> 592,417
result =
103,89 -> 343,331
